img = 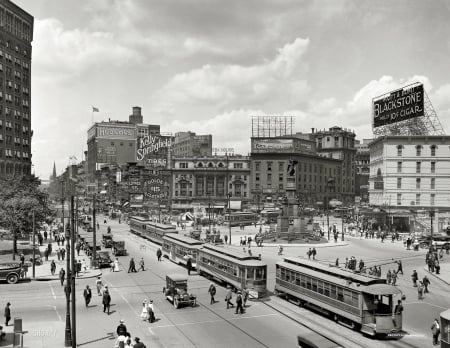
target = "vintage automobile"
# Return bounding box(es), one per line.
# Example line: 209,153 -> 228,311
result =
102,234 -> 114,248
0,262 -> 23,284
95,251 -> 112,268
162,273 -> 196,308
418,234 -> 450,249
112,241 -> 127,256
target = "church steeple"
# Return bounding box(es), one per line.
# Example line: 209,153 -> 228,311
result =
52,161 -> 56,179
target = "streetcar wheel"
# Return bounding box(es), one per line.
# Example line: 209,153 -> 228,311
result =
7,273 -> 19,284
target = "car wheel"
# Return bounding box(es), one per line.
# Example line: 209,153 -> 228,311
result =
174,298 -> 179,309
192,299 -> 196,307
7,273 -> 19,284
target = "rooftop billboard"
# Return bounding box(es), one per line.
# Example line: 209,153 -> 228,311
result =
373,83 -> 424,128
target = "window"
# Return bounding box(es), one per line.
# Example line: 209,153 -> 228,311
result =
267,162 -> 272,171
431,178 -> 435,190
397,162 -> 402,173
233,163 -> 243,169
431,162 -> 436,173
267,173 -> 272,181
278,174 -> 283,182
397,145 -> 403,156
180,162 -> 188,168
255,162 -> 260,171
431,194 -> 435,206
278,162 -> 284,171
397,193 -> 402,206
416,194 -> 420,206
431,145 -> 437,156
397,178 -> 402,189
416,145 -> 422,156
255,174 -> 260,182
416,162 -> 421,174
416,178 -> 421,189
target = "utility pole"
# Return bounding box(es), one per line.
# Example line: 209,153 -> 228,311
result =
228,192 -> 232,245
430,210 -> 435,251
70,196 -> 77,347
63,181 -> 72,347
32,210 -> 36,278
92,193 -> 97,269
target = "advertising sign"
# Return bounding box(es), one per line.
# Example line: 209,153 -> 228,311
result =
143,175 -> 169,200
96,126 -> 135,139
373,84 -> 424,128
252,138 -> 293,152
136,134 -> 172,162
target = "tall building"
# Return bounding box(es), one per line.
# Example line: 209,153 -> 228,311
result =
171,131 -> 212,157
355,139 -> 372,203
0,0 -> 33,177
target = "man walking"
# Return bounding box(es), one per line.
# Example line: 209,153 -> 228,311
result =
422,275 -> 431,293
186,258 -> 192,276
411,270 -> 418,287
235,291 -> 244,314
50,260 -> 56,276
225,286 -> 234,309
208,283 -> 216,304
128,258 -> 137,273
102,288 -> 111,314
394,300 -> 403,315
431,318 -> 440,346
156,248 -> 162,262
139,258 -> 145,271
96,276 -> 103,296
83,285 -> 92,307
396,260 -> 403,275
59,268 -> 66,287
4,303 -> 11,326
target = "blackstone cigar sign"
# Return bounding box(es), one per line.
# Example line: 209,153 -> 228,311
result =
373,83 -> 425,128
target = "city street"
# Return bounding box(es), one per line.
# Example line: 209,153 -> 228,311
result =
1,215 -> 448,348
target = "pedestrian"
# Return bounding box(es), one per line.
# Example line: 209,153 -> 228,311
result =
140,300 -> 149,321
43,230 -> 48,241
114,334 -> 127,348
312,247 -> 317,260
133,337 -> 146,348
61,247 -> 66,261
102,289 -> 111,314
156,248 -> 162,262
50,260 -> 56,275
411,270 -> 418,287
335,258 -> 339,267
307,248 -> 312,260
186,257 -> 192,276
386,270 -> 392,284
243,288 -> 249,307
344,257 -> 348,268
431,318 -> 440,345
44,248 -> 49,261
235,291 -> 244,314
128,258 -> 137,273
83,285 -> 92,307
139,257 -> 145,271
19,253 -> 25,267
391,270 -> 397,286
4,303 -> 11,326
418,281 -> 424,299
59,268 -> 66,287
394,300 -> 403,315
435,261 -> 441,275
110,260 -> 115,272
96,276 -> 103,296
116,319 -> 127,336
76,260 -> 82,277
397,260 -> 403,275
147,300 -> 155,323
76,243 -> 81,256
225,286 -> 234,309
422,275 -> 430,293
114,258 -> 120,272
208,283 -> 216,304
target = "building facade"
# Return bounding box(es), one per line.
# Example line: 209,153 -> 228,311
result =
171,131 -> 212,157
355,139 -> 372,204
249,136 -> 343,209
369,135 -> 450,210
0,0 -> 33,177
311,127 -> 356,205
170,155 -> 250,211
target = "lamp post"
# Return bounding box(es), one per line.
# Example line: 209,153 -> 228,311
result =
92,193 -> 97,269
62,181 -> 72,347
227,192 -> 232,245
32,210 -> 36,278
208,194 -> 211,233
70,195 -> 77,347
430,210 -> 435,251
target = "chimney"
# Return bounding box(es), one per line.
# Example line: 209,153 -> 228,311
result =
311,128 -> 315,134
129,106 -> 143,124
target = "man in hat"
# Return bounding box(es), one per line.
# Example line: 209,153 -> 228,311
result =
225,286 -> 234,309
83,285 -> 92,307
96,276 -> 103,296
4,303 -> 11,326
102,287 -> 111,314
116,319 -> 127,336
133,337 -> 146,348
235,291 -> 244,314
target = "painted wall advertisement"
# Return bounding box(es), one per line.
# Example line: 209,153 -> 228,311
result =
136,134 -> 172,165
143,175 -> 169,200
252,138 -> 313,153
373,83 -> 424,128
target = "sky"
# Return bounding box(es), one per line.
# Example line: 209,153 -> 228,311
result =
14,0 -> 450,179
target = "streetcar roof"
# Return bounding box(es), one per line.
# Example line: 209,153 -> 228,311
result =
360,283 -> 401,295
441,309 -> 450,320
163,234 -> 204,246
279,257 -> 385,286
166,273 -> 188,282
200,244 -> 267,267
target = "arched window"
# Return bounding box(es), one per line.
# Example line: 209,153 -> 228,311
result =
416,145 -> 422,156
430,145 -> 437,157
377,168 -> 382,177
217,162 -> 224,168
207,162 -> 214,168
397,145 -> 403,156
197,162 -> 203,168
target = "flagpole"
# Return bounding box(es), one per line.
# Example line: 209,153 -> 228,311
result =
91,109 -> 94,125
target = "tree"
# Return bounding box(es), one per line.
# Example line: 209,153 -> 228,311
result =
0,175 -> 51,260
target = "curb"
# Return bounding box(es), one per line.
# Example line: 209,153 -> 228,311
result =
240,242 -> 349,248
423,266 -> 450,286
33,271 -> 103,282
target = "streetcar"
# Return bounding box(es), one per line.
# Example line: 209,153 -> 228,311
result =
223,212 -> 259,227
162,234 -> 204,269
197,244 -> 267,298
142,222 -> 178,245
275,257 -> 402,336
129,216 -> 152,237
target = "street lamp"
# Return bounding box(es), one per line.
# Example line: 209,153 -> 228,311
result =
61,180 -> 72,347
227,192 -> 232,245
430,210 -> 435,251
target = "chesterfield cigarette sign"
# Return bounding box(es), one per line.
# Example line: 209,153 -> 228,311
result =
373,83 -> 424,128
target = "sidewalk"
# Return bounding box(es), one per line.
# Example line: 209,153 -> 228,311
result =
423,261 -> 450,286
31,242 -> 102,281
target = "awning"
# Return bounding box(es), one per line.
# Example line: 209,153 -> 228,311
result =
362,284 -> 401,295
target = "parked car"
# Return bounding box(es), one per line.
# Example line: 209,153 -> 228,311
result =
95,251 -> 112,268
418,234 -> 450,249
102,234 -> 114,248
0,262 -> 23,284
112,241 -> 127,256
162,274 -> 196,308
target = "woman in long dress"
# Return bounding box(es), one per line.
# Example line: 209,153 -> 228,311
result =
114,258 -> 120,272
140,300 -> 149,321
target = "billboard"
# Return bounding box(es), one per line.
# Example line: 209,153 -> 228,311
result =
373,83 -> 424,128
136,134 -> 172,164
253,138 -> 293,151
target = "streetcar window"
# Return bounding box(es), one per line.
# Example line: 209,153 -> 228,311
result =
295,273 -> 300,286
337,288 -> 344,302
317,280 -> 324,294
323,282 -> 330,296
285,270 -> 290,282
312,278 -> 317,292
343,289 -> 352,305
306,277 -> 312,290
276,265 -> 281,278
281,268 -> 286,279
330,285 -> 337,299
247,268 -> 255,279
300,274 -> 306,288
351,292 -> 359,307
255,268 -> 265,280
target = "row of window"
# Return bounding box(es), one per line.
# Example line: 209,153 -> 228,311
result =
396,177 -> 437,189
162,242 -> 198,259
0,8 -> 33,44
175,174 -> 248,181
0,49 -> 30,68
0,134 -> 29,145
397,193 -> 435,206
397,144 -> 438,157
0,149 -> 29,159
276,266 -> 359,308
254,161 -> 341,176
396,161 -> 436,173
0,162 -> 30,175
